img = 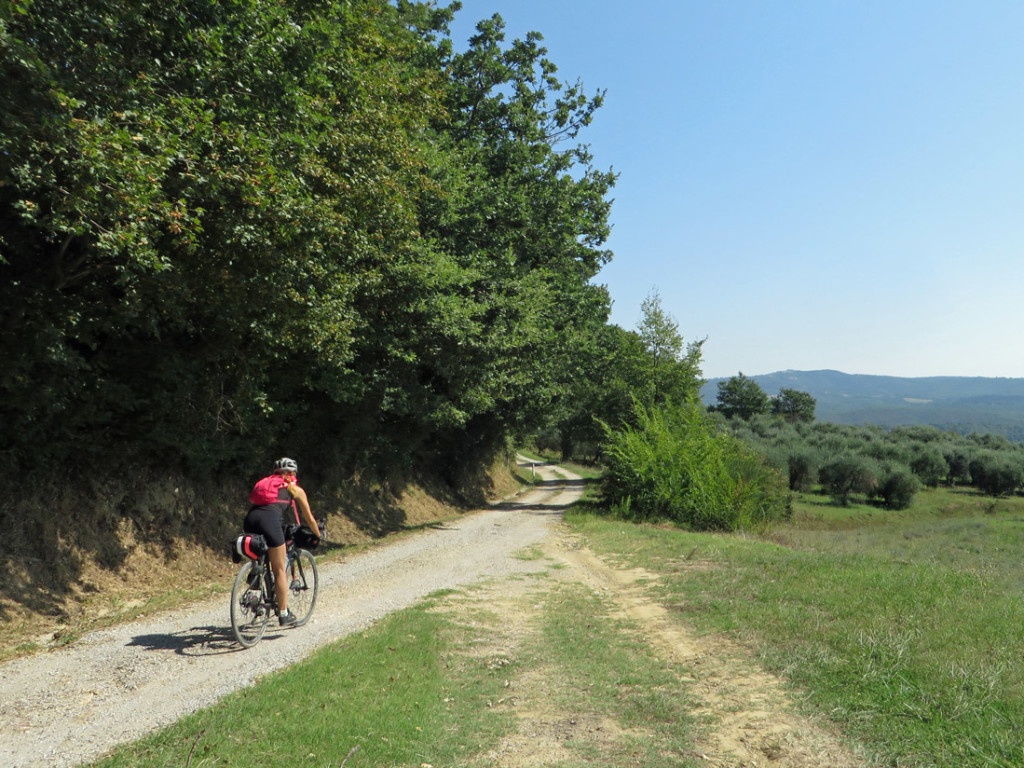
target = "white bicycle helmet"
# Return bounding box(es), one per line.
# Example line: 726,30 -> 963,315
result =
273,457 -> 298,474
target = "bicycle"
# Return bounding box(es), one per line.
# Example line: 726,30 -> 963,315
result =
229,522 -> 322,648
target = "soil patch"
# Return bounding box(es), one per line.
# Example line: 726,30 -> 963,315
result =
425,516 -> 870,767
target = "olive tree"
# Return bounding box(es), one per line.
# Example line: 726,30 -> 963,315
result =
819,454 -> 878,506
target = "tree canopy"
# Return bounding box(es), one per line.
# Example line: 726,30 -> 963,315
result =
714,373 -> 770,420
540,289 -> 705,461
0,0 -> 615,481
771,388 -> 816,423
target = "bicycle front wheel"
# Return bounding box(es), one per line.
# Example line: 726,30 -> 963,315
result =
230,560 -> 270,648
288,549 -> 319,626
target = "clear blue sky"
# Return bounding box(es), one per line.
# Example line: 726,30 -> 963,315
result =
448,1 -> 1024,380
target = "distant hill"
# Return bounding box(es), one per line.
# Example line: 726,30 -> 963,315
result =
700,370 -> 1024,441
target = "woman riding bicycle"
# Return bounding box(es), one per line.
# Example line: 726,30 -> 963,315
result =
243,457 -> 319,626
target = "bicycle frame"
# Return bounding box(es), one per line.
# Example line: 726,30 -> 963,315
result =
230,538 -> 319,648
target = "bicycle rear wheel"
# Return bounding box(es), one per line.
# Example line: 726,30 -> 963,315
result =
288,549 -> 318,626
230,560 -> 270,647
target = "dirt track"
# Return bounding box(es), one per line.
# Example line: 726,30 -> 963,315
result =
0,459 -> 866,768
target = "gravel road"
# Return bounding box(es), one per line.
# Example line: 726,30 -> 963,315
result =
0,460 -> 582,768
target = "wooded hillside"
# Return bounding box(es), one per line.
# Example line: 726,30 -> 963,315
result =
702,370 -> 1024,440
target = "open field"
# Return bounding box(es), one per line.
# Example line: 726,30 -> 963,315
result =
72,481 -> 1024,767
574,486 -> 1024,767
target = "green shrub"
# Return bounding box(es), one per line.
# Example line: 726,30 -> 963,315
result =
970,453 -> 1024,496
601,400 -> 789,531
819,454 -> 878,506
942,447 -> 971,486
876,467 -> 920,510
786,450 -> 819,492
909,445 -> 948,488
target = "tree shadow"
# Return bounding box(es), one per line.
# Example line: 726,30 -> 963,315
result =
0,460 -> 586,636
341,492 -> 412,538
491,477 -> 589,514
399,520 -> 453,533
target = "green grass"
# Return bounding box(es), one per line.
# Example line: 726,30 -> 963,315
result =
516,447 -> 546,463
91,598 -> 515,768
555,460 -> 604,481
781,488 -> 1024,590
89,572 -> 702,768
567,487 -> 1024,768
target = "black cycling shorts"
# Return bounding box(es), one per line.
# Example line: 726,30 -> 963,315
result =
243,506 -> 287,548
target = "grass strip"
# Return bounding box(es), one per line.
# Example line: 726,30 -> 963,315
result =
90,598 -> 514,768
526,581 -> 701,767
89,560 -> 706,768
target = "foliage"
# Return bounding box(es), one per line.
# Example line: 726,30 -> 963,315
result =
908,445 -> 948,488
543,291 -> 704,462
943,447 -> 971,486
703,370 -> 1024,442
0,0 -> 624,623
0,1 -> 616,485
723,414 -> 1024,505
713,373 -> 769,420
786,450 -> 819,492
540,321 -> 632,461
874,466 -> 920,510
969,452 -> 1024,497
634,290 -> 704,407
601,399 -> 789,531
770,387 -> 816,423
1,0 -> 442,473
818,454 -> 878,506
355,9 -> 617,472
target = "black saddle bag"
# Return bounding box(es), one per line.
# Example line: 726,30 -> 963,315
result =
229,533 -> 268,563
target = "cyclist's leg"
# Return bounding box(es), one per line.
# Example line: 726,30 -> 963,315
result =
268,543 -> 289,613
244,506 -> 289,614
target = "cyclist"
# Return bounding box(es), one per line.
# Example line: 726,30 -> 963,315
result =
243,457 -> 320,626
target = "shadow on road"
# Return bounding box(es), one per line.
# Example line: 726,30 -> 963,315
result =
492,477 -> 588,514
127,625 -> 282,656
399,520 -> 454,533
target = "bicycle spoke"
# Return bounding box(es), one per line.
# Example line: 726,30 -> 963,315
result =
230,560 -> 270,647
288,549 -> 319,626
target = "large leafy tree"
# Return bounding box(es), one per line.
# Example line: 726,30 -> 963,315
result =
715,373 -> 770,420
634,291 -> 704,407
0,0 -> 445,473
545,320 -> 637,460
345,11 -> 617,469
546,292 -> 705,461
771,388 -> 816,423
0,0 -> 627,624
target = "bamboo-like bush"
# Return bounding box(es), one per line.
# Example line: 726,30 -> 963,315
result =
601,400 -> 789,531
